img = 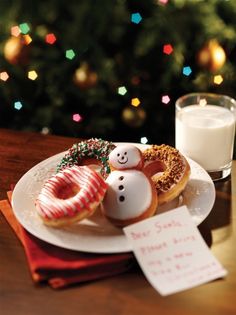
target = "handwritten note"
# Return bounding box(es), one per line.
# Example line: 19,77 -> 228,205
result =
123,206 -> 227,296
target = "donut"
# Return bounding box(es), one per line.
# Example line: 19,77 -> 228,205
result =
35,165 -> 107,227
143,144 -> 190,205
57,138 -> 116,178
101,144 -> 158,227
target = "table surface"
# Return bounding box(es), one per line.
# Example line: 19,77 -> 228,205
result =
1,128 -> 236,315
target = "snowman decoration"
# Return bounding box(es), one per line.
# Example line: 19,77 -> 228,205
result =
101,144 -> 158,227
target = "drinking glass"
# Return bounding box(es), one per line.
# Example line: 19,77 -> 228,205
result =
175,93 -> 236,181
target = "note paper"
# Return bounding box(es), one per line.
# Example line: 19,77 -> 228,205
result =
123,206 -> 227,296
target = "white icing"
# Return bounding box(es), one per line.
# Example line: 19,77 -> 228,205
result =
109,144 -> 142,169
102,170 -> 153,220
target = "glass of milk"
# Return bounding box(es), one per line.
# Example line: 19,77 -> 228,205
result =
175,93 -> 236,181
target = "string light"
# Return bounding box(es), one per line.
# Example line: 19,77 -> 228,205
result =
131,97 -> 141,107
23,34 -> 32,45
118,86 -> 127,95
163,44 -> 173,55
0,72 -> 9,81
65,49 -> 75,60
182,66 -> 192,76
45,33 -> 57,44
28,70 -> 38,80
11,26 -> 21,37
140,137 -> 148,144
162,95 -> 170,104
131,13 -> 142,24
214,75 -> 223,85
73,113 -> 82,122
19,23 -> 30,35
14,101 -> 23,110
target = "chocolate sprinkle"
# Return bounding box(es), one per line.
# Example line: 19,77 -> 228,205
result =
143,144 -> 186,193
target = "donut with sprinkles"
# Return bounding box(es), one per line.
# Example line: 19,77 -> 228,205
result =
143,144 -> 190,205
57,138 -> 116,178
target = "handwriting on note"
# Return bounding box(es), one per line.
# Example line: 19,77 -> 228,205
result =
123,206 -> 227,296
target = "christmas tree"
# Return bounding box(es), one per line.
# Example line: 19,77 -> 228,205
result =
0,0 -> 235,146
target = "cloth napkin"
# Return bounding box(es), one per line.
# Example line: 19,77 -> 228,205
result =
0,192 -> 134,289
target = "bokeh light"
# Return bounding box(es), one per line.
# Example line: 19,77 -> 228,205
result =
140,136 -> 148,144
131,97 -> 141,107
11,26 -> 21,37
163,44 -> 173,55
182,66 -> 192,76
19,23 -> 30,34
65,49 -> 76,60
162,95 -> 170,104
118,86 -> 127,95
28,70 -> 38,80
159,0 -> 169,5
45,33 -> 57,44
23,34 -> 32,45
214,75 -> 223,85
0,72 -> 9,81
14,101 -> 23,110
41,127 -> 50,135
73,113 -> 82,122
131,13 -> 142,24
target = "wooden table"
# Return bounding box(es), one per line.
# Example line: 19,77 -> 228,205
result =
1,128 -> 236,315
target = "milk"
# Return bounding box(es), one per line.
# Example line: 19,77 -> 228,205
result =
175,104 -> 235,171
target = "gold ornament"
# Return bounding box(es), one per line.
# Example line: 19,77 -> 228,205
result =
197,39 -> 226,72
122,106 -> 146,127
73,62 -> 98,89
4,36 -> 29,65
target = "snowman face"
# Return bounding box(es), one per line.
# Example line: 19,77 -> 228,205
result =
109,144 -> 142,170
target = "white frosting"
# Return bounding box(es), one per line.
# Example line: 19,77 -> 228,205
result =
102,170 -> 153,220
109,144 -> 142,169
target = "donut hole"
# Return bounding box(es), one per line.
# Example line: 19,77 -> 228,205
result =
81,157 -> 99,165
81,158 -> 101,173
144,160 -> 166,178
56,184 -> 80,200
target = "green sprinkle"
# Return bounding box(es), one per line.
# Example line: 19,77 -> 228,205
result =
56,138 -> 116,178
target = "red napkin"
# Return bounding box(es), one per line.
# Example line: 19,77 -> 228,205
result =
0,192 -> 134,289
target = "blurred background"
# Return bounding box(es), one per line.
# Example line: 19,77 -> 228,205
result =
0,0 -> 236,146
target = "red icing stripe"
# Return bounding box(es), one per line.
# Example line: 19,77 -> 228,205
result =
36,165 -> 107,220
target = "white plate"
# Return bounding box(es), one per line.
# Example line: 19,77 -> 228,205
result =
12,143 -> 215,254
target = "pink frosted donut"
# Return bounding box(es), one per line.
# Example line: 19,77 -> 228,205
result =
35,165 -> 107,227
